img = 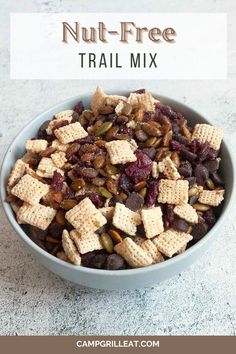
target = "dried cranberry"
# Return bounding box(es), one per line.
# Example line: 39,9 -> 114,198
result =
191,223 -> 208,241
125,150 -> 152,184
203,209 -> 216,226
146,180 -> 159,207
172,217 -> 189,232
52,120 -> 69,135
142,148 -> 156,160
194,164 -> 209,185
156,103 -> 177,119
106,254 -> 126,270
119,174 -> 133,193
86,192 -> 105,208
206,148 -> 218,160
51,171 -> 64,192
125,192 -> 144,211
178,161 -> 192,177
203,159 -> 219,173
171,140 -> 182,151
171,121 -> 181,135
73,101 -> 84,115
135,88 -> 146,94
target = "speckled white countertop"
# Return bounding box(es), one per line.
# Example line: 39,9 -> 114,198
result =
0,0 -> 236,336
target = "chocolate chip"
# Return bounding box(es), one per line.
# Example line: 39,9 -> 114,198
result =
125,192 -> 144,211
191,223 -> 208,241
171,217 -> 189,232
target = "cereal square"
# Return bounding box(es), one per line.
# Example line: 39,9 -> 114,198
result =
7,159 -> 28,190
11,174 -> 49,205
51,139 -> 69,152
192,124 -> 223,150
51,151 -> 67,168
17,203 -> 56,230
105,140 -> 137,165
65,197 -> 107,233
113,203 -> 141,236
140,239 -> 164,264
158,156 -> 180,180
153,229 -> 193,257
25,139 -> 48,153
158,179 -> 189,205
174,204 -> 198,224
62,230 -> 81,265
127,92 -> 156,112
141,207 -> 164,239
36,157 -> 64,178
46,113 -> 73,135
70,229 -> 103,254
54,122 -> 88,144
198,189 -> 224,206
114,237 -> 152,268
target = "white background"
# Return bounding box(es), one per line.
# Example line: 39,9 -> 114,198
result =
10,13 -> 227,79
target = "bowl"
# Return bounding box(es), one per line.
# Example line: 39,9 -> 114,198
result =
1,91 -> 235,290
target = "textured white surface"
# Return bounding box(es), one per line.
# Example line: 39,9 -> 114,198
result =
0,0 -> 236,336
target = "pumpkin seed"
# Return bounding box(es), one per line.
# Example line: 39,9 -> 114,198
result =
206,178 -> 215,190
188,187 -> 199,197
134,181 -> 147,191
55,209 -> 66,226
105,164 -> 118,175
71,178 -> 85,192
139,187 -> 147,198
60,199 -> 78,210
108,229 -> 122,243
142,122 -> 162,137
101,233 -> 114,253
99,187 -> 113,199
192,203 -> 210,211
95,121 -> 113,136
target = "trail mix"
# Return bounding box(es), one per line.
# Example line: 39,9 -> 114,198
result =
6,87 -> 225,270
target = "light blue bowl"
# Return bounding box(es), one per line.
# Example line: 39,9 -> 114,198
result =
1,92 -> 235,290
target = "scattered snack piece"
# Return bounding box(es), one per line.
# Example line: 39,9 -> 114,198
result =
25,139 -> 48,153
11,174 -> 49,205
65,197 -> 107,233
191,124 -> 223,150
113,203 -> 141,236
36,157 -> 64,178
54,110 -> 74,120
140,239 -> 164,264
7,159 -> 28,191
62,229 -> 81,265
17,203 -> 56,230
114,237 -> 153,268
54,122 -> 88,144
198,189 -> 224,207
105,140 -> 137,165
70,229 -> 103,254
158,179 -> 189,205
174,204 -> 198,224
153,229 -> 193,257
141,207 -> 164,238
51,151 -> 67,168
158,156 -> 180,180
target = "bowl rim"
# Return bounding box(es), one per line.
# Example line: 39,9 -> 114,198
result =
1,91 -> 235,278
